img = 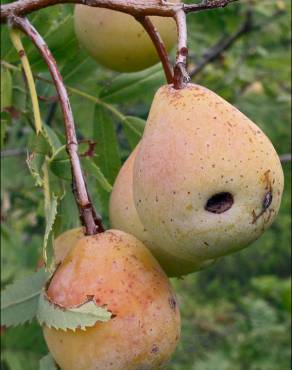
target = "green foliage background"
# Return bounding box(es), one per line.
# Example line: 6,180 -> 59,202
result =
1,0 -> 291,369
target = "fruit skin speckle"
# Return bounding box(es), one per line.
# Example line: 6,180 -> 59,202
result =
132,83 -> 284,263
43,230 -> 180,370
109,145 -> 216,277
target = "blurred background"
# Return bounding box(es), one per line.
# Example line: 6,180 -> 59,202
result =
1,0 -> 291,369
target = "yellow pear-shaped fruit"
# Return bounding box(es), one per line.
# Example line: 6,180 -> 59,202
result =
74,2 -> 179,72
133,84 -> 284,263
43,230 -> 180,370
109,145 -> 216,277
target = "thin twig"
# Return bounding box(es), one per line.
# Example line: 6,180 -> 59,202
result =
189,10 -> 252,77
10,16 -> 103,235
184,0 -> 238,14
188,8 -> 287,79
136,15 -> 173,84
173,9 -> 189,89
279,153 -> 292,163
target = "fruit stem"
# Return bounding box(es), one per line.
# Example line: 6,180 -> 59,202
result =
173,9 -> 190,89
136,15 -> 173,84
10,15 -> 104,235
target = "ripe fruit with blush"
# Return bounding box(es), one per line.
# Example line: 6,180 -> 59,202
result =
43,230 -> 181,370
132,84 -> 284,265
74,1 -> 179,72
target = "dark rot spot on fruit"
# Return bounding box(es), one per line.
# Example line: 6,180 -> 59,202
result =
151,344 -> 159,354
168,296 -> 177,311
263,191 -> 273,210
252,190 -> 273,224
205,192 -> 234,214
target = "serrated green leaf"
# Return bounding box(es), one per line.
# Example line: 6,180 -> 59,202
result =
93,106 -> 121,183
82,157 -> 112,192
49,158 -> 71,181
1,268 -> 50,327
28,126 -> 62,157
43,194 -> 59,270
42,124 -> 62,153
1,66 -> 12,110
99,64 -> 165,104
122,116 -> 145,149
28,132 -> 51,155
39,353 -> 58,370
26,153 -> 45,187
37,292 -> 111,331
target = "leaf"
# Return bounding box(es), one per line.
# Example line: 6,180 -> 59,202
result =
43,193 -> 59,270
2,350 -> 40,370
49,158 -> 71,181
39,353 -> 58,370
12,65 -> 27,113
82,157 -> 112,192
93,106 -> 121,184
99,64 -> 165,104
43,124 -> 62,153
28,132 -> 51,155
1,118 -> 8,148
1,268 -> 50,327
1,66 -> 12,110
37,292 -> 112,331
26,152 -> 45,187
122,116 -> 145,149
53,187 -> 80,235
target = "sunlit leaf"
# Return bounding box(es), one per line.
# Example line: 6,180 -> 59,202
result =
37,292 -> 111,331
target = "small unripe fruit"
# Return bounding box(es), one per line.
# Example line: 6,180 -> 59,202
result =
74,2 -> 179,72
43,230 -> 180,370
109,145 -> 216,277
133,84 -> 284,264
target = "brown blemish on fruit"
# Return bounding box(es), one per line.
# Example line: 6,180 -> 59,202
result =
151,344 -> 160,354
253,170 -> 274,224
252,190 -> 273,224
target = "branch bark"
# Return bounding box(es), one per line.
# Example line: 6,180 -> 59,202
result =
0,0 -> 238,23
10,16 -> 104,235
